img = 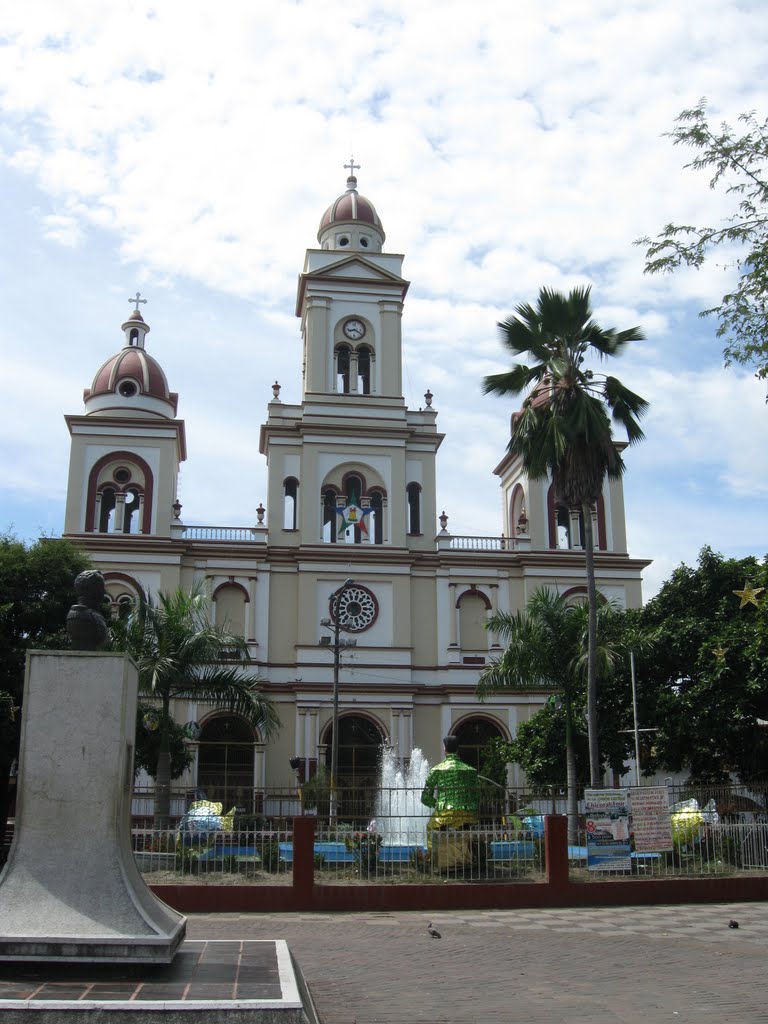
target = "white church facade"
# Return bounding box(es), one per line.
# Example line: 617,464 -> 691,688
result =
62,171 -> 649,808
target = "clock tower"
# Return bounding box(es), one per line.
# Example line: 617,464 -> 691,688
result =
260,168 -> 442,553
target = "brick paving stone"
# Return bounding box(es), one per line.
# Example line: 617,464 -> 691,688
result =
186,902 -> 768,1023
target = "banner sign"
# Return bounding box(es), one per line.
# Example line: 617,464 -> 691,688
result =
629,786 -> 673,852
584,788 -> 631,871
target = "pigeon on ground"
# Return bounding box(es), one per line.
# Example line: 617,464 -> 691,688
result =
427,922 -> 442,938
728,920 -> 739,929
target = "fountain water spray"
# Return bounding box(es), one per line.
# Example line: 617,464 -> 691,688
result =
373,746 -> 431,849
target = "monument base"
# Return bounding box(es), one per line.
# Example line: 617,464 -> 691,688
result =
0,940 -> 318,1023
0,652 -> 186,964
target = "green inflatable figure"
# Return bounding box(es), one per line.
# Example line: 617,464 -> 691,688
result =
420,735 -> 480,833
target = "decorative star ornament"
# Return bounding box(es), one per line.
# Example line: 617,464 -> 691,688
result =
733,582 -> 765,609
712,646 -> 728,663
335,500 -> 372,536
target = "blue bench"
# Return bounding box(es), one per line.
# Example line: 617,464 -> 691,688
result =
278,841 -> 355,864
488,840 -> 537,862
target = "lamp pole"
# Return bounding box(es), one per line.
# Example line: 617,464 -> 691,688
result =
329,578 -> 354,820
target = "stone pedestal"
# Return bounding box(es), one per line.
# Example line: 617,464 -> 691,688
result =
0,651 -> 186,963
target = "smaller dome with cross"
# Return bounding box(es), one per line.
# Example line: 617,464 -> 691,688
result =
318,159 -> 385,253
83,300 -> 178,419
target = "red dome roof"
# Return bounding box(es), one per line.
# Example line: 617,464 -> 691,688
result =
88,347 -> 171,402
318,176 -> 384,235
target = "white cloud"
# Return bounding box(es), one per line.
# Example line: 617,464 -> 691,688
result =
0,0 -> 767,594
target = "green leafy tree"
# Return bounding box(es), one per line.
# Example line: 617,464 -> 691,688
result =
477,589 -> 629,840
638,99 -> 768,382
134,702 -> 194,781
112,582 -> 280,827
638,547 -> 768,785
0,534 -> 90,848
483,286 -> 648,785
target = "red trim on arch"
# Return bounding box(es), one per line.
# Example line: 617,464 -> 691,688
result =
85,451 -> 155,533
212,581 -> 250,603
102,571 -> 146,601
455,586 -> 492,611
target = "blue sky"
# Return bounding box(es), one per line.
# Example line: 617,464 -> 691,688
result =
1,0 -> 767,598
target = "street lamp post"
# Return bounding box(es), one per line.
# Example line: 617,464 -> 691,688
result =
320,578 -> 356,820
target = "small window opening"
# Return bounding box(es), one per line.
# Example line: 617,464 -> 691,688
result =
124,488 -> 142,534
406,482 -> 421,535
339,236 -> 349,247
322,489 -> 338,543
99,487 -> 116,533
370,491 -> 384,544
360,237 -> 369,248
129,328 -> 139,346
357,346 -> 371,395
336,345 -> 351,393
118,380 -> 138,398
283,477 -> 298,530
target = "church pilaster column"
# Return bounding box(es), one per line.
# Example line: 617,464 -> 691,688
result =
138,493 -> 145,533
309,710 -> 319,776
391,708 -> 401,757
591,505 -> 599,549
448,583 -> 458,647
246,576 -> 257,644
488,584 -> 501,648
403,710 -> 413,758
254,742 -> 266,796
349,350 -> 359,393
569,508 -> 583,549
382,496 -> 389,544
113,492 -> 127,533
93,493 -> 102,533
361,497 -> 371,543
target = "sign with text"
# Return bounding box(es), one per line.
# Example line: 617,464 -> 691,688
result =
584,788 -> 631,871
630,786 -> 673,852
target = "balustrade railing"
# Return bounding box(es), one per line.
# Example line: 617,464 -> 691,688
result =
448,535 -> 516,551
182,525 -> 266,542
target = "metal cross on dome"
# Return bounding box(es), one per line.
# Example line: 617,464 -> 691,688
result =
128,291 -> 147,313
344,156 -> 360,177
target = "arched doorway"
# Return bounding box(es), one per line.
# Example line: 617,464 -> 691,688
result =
453,717 -> 506,772
196,715 -> 255,812
323,714 -> 385,818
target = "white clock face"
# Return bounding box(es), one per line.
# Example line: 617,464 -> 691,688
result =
343,319 -> 366,340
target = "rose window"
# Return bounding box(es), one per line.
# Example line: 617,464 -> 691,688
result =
330,584 -> 378,633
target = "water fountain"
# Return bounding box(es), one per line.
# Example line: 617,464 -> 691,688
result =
373,746 -> 431,862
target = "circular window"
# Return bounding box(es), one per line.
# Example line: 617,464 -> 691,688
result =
330,584 -> 378,633
118,380 -> 138,397
339,236 -> 349,246
360,237 -> 369,248
113,467 -> 132,485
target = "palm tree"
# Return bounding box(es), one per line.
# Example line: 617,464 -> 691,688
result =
483,286 -> 648,786
114,582 -> 280,827
477,589 -> 623,842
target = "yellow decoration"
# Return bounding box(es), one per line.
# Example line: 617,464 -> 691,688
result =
733,582 -> 765,608
713,646 -> 728,663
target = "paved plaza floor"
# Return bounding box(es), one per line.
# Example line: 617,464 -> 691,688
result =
187,901 -> 768,1023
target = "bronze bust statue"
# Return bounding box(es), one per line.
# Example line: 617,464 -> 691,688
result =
66,570 -> 109,651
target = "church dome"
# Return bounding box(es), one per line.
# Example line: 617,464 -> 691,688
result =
83,309 -> 178,418
317,168 -> 385,253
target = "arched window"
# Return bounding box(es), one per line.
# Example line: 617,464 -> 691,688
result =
103,572 -> 145,619
547,485 -> 606,550
99,486 -> 117,533
283,477 -> 298,530
336,344 -> 351,393
406,482 -> 421,535
369,489 -> 384,545
322,713 -> 385,803
457,588 -> 491,651
322,487 -> 339,542
213,582 -> 249,636
129,328 -> 139,346
357,345 -> 372,394
197,714 -> 256,809
87,452 -> 153,534
510,483 -> 527,536
341,474 -> 365,544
